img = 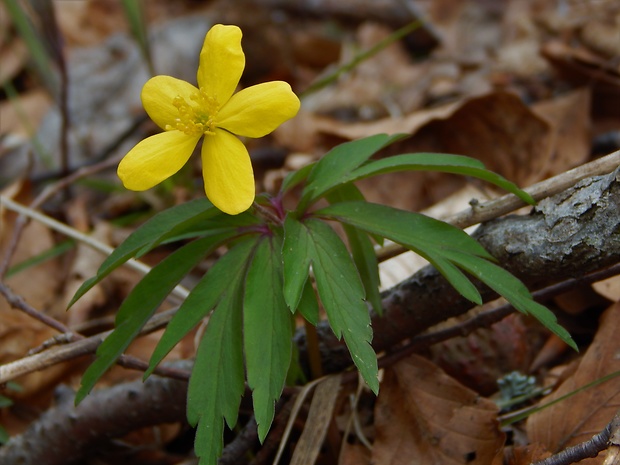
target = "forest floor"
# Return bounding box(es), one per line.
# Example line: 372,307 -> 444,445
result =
1,0 -> 620,464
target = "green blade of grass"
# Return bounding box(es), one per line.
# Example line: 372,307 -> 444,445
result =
300,20 -> 423,98
6,239 -> 74,278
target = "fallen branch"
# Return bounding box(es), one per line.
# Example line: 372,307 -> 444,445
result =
0,365 -> 189,465
531,410 -> 620,465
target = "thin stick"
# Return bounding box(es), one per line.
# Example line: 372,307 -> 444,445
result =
0,306 -> 177,384
0,281 -> 75,336
0,195 -> 189,300
531,410 -> 620,465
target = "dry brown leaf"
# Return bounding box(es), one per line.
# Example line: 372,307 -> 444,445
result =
421,91 -> 554,187
0,37 -> 29,84
532,88 -> 591,176
1,215 -> 62,314
318,91 -> 554,187
0,191 -> 74,396
339,442 -> 371,465
54,0 -> 127,46
60,221 -> 115,328
504,444 -> 551,465
290,374 -> 341,465
529,334 -> 572,373
313,100 -> 461,141
301,23 -> 425,119
0,89 -> 53,138
372,354 -> 505,465
526,301 -> 620,465
411,0 -> 502,60
541,40 -> 620,119
593,276 -> 620,302
429,313 -> 534,396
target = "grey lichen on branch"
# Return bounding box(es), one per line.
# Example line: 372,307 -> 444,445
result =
410,167 -> 618,308
476,168 -> 620,289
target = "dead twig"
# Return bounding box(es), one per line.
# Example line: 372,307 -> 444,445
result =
531,410 -> 620,465
219,416 -> 259,465
0,195 -> 190,300
0,306 -> 185,384
0,280 -> 75,336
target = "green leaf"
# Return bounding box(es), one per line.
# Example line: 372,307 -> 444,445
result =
447,251 -> 577,350
318,202 -> 575,349
3,0 -> 58,94
317,201 -> 494,259
297,278 -> 319,325
121,0 -> 154,75
69,199 -> 218,306
0,425 -> 8,444
425,254 -> 482,304
345,153 -> 535,204
75,233 -> 229,404
150,211 -> 260,249
244,236 -> 293,441
317,201 -> 493,303
306,219 -> 379,393
6,239 -> 74,278
286,344 -> 307,385
300,134 -> 408,207
145,237 -> 258,378
280,162 -> 315,193
282,216 -> 313,312
327,184 -> 383,315
189,273 -> 247,465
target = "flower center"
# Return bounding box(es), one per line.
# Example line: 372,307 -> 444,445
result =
166,88 -> 220,136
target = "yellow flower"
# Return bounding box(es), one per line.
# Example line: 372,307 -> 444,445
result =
118,24 -> 300,215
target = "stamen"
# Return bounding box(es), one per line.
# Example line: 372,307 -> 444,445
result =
166,89 -> 220,136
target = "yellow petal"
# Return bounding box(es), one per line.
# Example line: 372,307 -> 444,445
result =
118,131 -> 200,190
142,76 -> 200,130
197,24 -> 245,105
217,81 -> 300,138
201,129 -> 254,215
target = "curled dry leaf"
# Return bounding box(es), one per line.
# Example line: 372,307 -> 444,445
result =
372,354 -> 505,465
526,300 -> 620,465
313,91 -> 554,211
541,40 -> 620,118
